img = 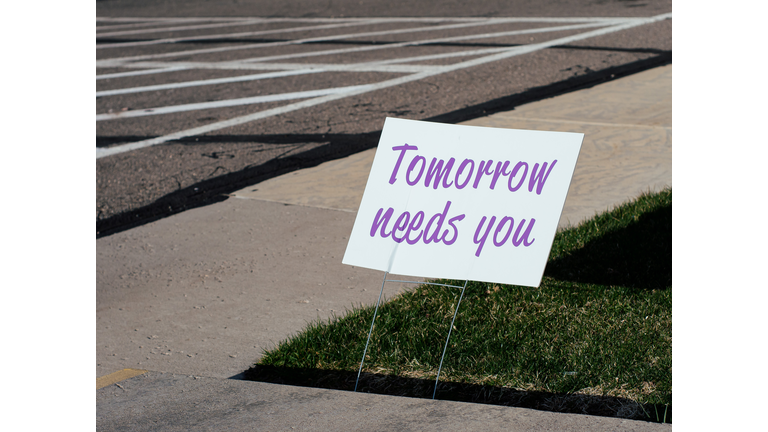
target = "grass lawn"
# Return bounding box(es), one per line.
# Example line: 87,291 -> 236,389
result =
245,189 -> 672,423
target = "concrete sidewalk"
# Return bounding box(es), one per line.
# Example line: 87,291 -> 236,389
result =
238,65 -> 671,228
96,65 -> 671,430
97,371 -> 671,431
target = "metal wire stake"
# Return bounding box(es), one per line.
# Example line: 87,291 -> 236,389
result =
432,279 -> 469,400
354,271 -> 388,392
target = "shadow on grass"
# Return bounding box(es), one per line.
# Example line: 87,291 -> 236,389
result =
545,203 -> 672,290
244,365 -> 671,423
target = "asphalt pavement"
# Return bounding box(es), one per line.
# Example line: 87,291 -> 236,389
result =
96,1 -> 671,237
96,0 -> 673,19
97,61 -> 671,430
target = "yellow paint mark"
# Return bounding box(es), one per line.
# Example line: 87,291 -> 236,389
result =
97,368 -> 148,390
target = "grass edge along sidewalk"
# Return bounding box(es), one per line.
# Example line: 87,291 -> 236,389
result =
246,189 -> 672,424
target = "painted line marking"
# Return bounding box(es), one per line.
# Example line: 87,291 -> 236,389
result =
234,21 -> 617,64
96,16 -> 601,50
97,13 -> 671,158
96,17 -> 257,23
96,20 -> 619,80
96,21 -> 615,98
97,20 -> 219,32
96,66 -> 190,80
231,62 -> 439,73
96,19 -> 271,38
97,17 -> 483,39
95,21 -> 618,91
97,368 -> 148,390
97,16 -> 646,23
96,69 -> 324,97
96,19 -> 387,50
96,84 -> 375,121
105,60 -> 438,74
101,59 -> 429,73
95,19 -> 507,65
97,92 -> 367,159
96,18 -> 608,66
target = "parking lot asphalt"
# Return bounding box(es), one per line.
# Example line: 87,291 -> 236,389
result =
96,2 -> 671,237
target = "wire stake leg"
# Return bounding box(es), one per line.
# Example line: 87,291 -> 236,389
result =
354,271 -> 388,392
432,279 -> 468,399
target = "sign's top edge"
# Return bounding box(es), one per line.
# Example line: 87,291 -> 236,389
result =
383,117 -> 586,138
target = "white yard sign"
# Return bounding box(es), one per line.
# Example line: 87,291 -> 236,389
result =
343,118 -> 583,287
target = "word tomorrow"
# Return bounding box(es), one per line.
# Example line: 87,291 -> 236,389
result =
388,144 -> 558,194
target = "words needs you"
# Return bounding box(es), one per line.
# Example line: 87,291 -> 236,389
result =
370,144 -> 558,257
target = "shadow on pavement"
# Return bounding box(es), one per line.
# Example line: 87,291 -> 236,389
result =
96,52 -> 670,238
96,132 -> 381,238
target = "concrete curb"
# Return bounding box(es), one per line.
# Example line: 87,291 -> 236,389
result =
98,371 -> 671,431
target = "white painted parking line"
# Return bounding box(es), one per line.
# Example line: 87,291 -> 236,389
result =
96,68 -> 324,97
97,17 -> 481,39
96,17 -> 254,22
235,21 -> 616,64
96,21 -> 616,96
97,13 -> 671,159
101,59 -> 440,73
96,20 -> 618,81
96,66 -> 190,80
102,60 -> 439,74
229,62 -> 441,74
437,14 -> 670,73
370,47 -> 516,65
96,19 -> 270,38
96,19 -> 615,69
95,19 -> 508,65
97,20 -> 217,32
96,16 -> 641,23
362,17 -> 647,23
100,17 -> 604,52
96,90 -> 377,159
96,84 -> 375,121
401,20 -> 621,47
96,19 -> 388,50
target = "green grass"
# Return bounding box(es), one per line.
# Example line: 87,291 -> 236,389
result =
245,189 -> 672,422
